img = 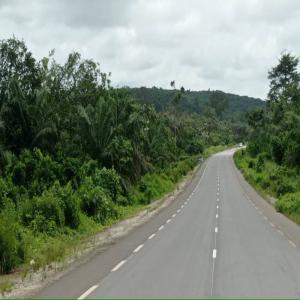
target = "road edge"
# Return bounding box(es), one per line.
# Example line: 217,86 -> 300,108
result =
2,157 -> 209,299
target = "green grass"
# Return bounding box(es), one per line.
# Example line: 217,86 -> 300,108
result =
234,149 -> 300,225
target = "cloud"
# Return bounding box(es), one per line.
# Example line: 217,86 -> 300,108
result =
1,0 -> 300,99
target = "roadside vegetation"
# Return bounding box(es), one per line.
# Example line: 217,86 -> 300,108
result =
0,37 -> 249,277
234,53 -> 300,225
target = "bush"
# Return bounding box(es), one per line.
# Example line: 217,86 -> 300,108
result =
5,149 -> 63,197
92,168 -> 121,204
276,179 -> 296,197
60,157 -> 82,188
49,182 -> 81,229
0,177 -> 19,208
79,160 -> 98,180
255,154 -> 265,172
0,203 -> 21,274
79,177 -> 118,224
21,191 -> 65,235
271,136 -> 285,164
186,140 -> 204,155
276,192 -> 300,216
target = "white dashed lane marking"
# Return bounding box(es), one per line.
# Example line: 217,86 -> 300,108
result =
215,227 -> 218,233
158,225 -> 164,231
133,244 -> 144,253
78,285 -> 99,299
212,249 -> 217,259
216,214 -> 219,219
166,219 -> 171,224
277,229 -> 284,236
111,260 -> 127,272
148,233 -> 156,240
172,213 -> 176,218
289,240 -> 296,248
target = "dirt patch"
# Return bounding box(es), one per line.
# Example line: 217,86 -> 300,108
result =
1,162 -> 203,299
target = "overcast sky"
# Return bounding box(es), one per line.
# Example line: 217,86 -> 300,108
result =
1,0 -> 300,99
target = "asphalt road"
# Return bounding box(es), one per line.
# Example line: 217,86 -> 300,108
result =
37,149 -> 300,298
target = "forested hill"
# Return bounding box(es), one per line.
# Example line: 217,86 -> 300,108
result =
128,87 -> 265,120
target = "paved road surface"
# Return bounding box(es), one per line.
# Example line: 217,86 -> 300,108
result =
37,149 -> 300,298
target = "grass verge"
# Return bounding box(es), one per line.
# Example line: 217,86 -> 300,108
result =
234,149 -> 300,225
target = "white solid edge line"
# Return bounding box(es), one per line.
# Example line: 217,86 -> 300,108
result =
215,227 -> 218,233
159,225 -> 164,231
133,244 -> 144,253
111,260 -> 127,272
148,233 -> 156,240
78,285 -> 99,299
212,249 -> 217,259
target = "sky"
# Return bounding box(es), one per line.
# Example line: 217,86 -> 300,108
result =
1,0 -> 300,99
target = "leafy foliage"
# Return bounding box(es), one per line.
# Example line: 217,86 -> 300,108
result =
236,52 -> 300,224
0,37 -> 249,274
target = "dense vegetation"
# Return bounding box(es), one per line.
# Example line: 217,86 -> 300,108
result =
128,86 -> 264,121
235,53 -> 300,224
0,37 -> 254,275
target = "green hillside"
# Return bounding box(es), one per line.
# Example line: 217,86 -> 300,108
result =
128,87 -> 265,120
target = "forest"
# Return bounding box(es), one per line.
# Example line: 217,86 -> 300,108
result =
235,53 -> 300,224
128,86 -> 264,121
0,37 -> 261,275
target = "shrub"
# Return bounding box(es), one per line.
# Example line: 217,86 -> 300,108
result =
186,140 -> 204,155
271,136 -> 285,164
276,192 -> 300,216
79,160 -> 98,180
6,148 -> 62,197
0,177 -> 19,207
49,182 -> 81,229
248,160 -> 255,169
255,154 -> 265,172
79,177 -> 118,224
60,157 -> 82,188
92,168 -> 121,204
276,179 -> 296,197
21,191 -> 65,235
0,202 -> 21,274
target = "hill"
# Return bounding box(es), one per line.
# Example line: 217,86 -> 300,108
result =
127,87 -> 265,120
